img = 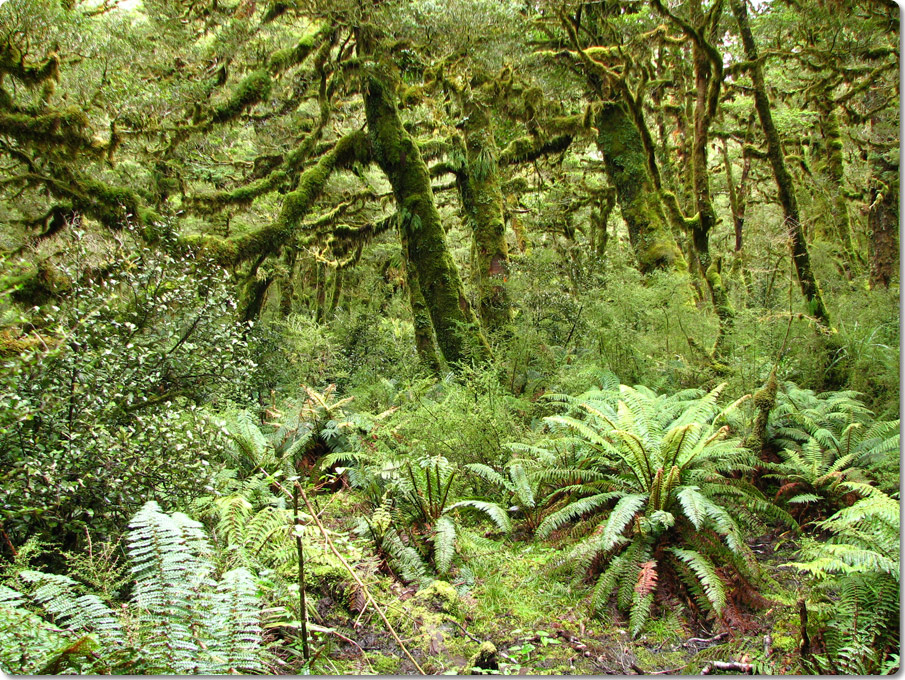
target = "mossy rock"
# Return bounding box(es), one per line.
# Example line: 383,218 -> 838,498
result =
414,580 -> 462,619
466,641 -> 498,674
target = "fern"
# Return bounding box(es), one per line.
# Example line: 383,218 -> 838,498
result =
530,382 -> 782,636
1,502 -> 269,674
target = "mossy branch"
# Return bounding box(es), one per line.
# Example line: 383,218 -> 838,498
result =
184,130 -> 370,266
0,43 -> 60,86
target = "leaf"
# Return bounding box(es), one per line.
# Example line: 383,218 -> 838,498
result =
447,500 -> 511,533
433,516 -> 456,575
600,494 -> 646,552
669,548 -> 725,614
634,560 -> 658,596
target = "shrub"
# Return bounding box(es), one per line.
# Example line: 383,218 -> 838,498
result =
0,230 -> 253,550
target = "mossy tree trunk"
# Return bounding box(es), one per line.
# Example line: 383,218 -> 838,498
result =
595,103 -> 685,274
867,89 -> 899,289
730,0 -> 831,328
457,94 -> 513,332
362,67 -> 489,364
817,97 -> 858,270
401,233 -> 442,373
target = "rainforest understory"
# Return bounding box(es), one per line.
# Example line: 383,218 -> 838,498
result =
0,0 -> 899,675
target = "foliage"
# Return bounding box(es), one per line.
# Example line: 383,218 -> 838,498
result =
765,383 -> 900,516
336,450 -> 510,581
0,229 -> 252,550
787,491 -> 900,674
0,502 -> 267,674
536,382 -> 792,635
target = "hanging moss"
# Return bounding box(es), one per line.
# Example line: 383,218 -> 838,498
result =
184,130 -> 370,266
0,44 -> 60,86
0,107 -> 97,152
730,0 -> 831,329
595,103 -> 685,274
210,70 -> 272,124
498,133 -> 573,166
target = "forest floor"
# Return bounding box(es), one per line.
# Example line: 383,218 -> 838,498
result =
286,488 -> 808,675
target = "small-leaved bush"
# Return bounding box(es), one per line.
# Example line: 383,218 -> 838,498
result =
0,230 -> 253,550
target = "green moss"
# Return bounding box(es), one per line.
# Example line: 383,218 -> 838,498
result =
364,66 -> 489,364
181,233 -> 240,264
0,107 -> 94,151
268,25 -> 326,73
9,261 -> 71,306
0,45 -> 59,86
467,641 -> 498,673
210,70 -> 272,124
366,651 -> 401,674
596,103 -> 685,274
414,580 -> 461,618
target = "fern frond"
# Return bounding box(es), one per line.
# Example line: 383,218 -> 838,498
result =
433,516 -> 457,575
669,548 -> 725,614
447,500 -> 511,533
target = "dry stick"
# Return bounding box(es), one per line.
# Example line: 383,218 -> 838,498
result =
297,485 -> 426,675
292,483 -> 311,662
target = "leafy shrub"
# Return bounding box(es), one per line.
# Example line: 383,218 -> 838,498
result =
0,231 -> 252,550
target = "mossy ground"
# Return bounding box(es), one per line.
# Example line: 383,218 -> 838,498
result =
294,489 -> 807,675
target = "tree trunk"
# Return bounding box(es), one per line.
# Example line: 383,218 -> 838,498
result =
458,94 -> 512,331
401,230 -> 442,372
363,68 -> 490,364
817,99 -> 858,269
595,102 -> 685,274
730,0 -> 831,328
867,91 -> 899,289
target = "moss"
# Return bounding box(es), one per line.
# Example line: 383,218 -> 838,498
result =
268,29 -> 320,73
210,70 -> 272,124
596,103 -> 685,274
459,96 -> 512,331
467,641 -> 499,673
498,133 -> 573,166
0,44 -> 60,86
0,329 -> 53,356
414,580 -> 462,618
366,651 -> 400,674
364,66 -> 490,364
187,130 -> 369,265
9,261 -> 71,306
181,233 -> 239,264
0,107 -> 95,151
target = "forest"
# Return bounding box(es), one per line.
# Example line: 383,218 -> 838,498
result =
0,0 -> 899,675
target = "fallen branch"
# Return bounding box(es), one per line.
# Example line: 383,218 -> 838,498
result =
701,661 -> 753,675
684,631 -> 729,648
297,485 -> 426,675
